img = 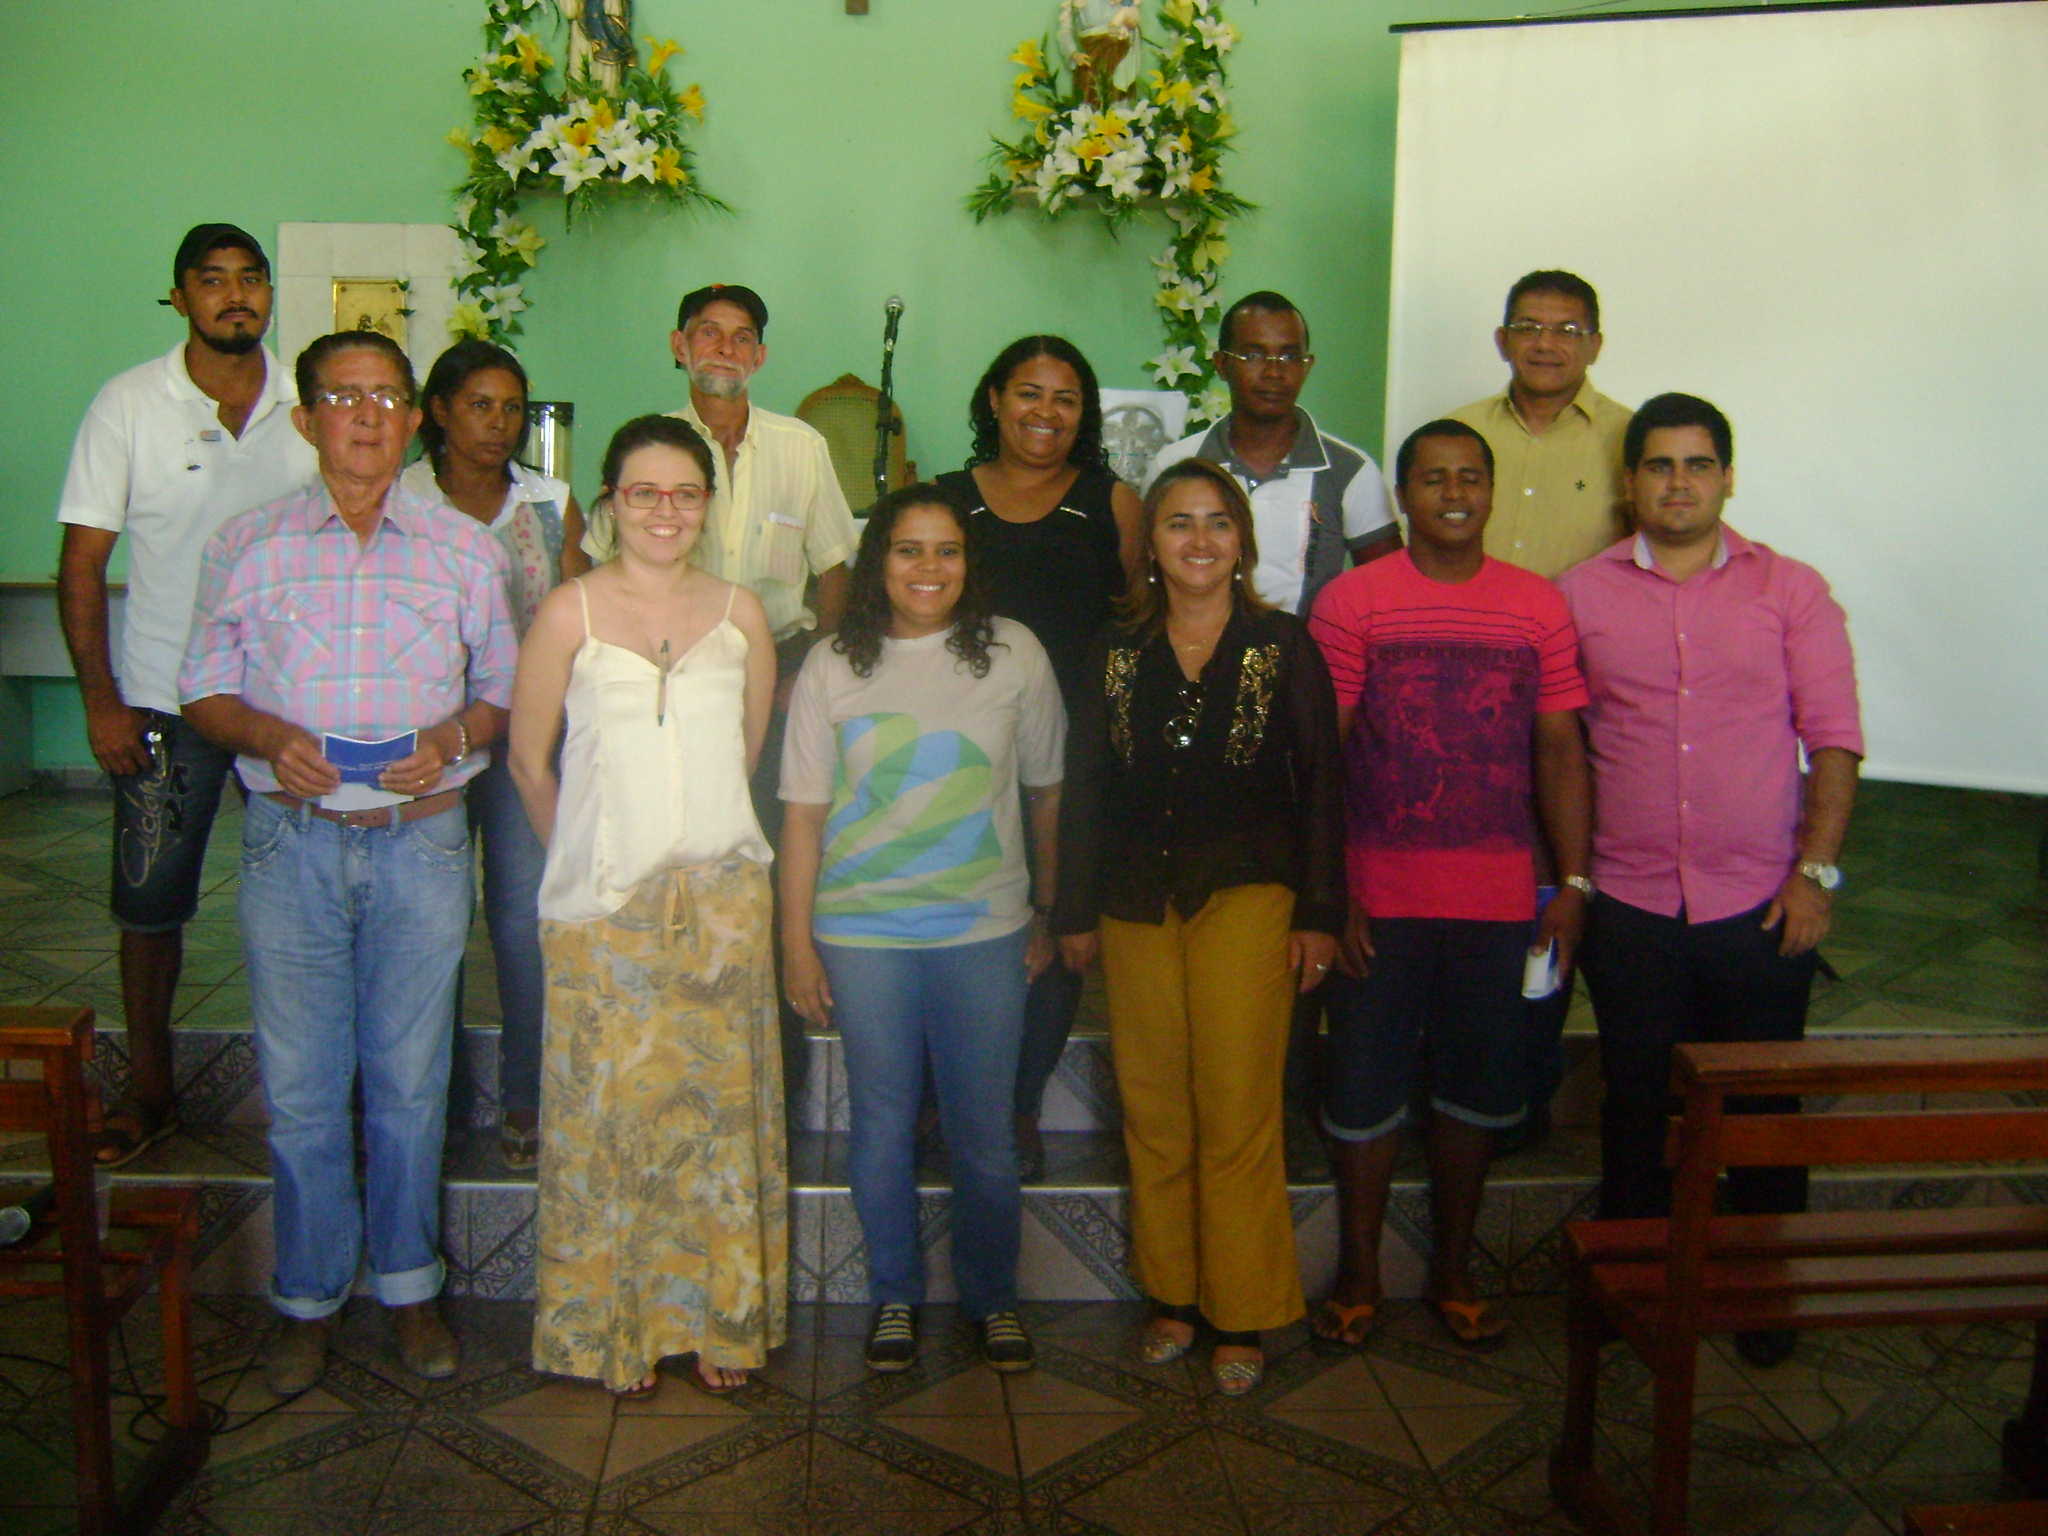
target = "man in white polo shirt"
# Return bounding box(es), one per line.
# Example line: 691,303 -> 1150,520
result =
1144,290 -> 1400,617
56,223 -> 315,1168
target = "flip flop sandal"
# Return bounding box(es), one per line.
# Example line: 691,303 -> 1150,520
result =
94,1106 -> 180,1170
686,1360 -> 746,1396
1433,1297 -> 1509,1353
609,1374 -> 660,1400
1310,1298 -> 1380,1349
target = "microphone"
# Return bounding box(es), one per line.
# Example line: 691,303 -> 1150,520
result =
873,296 -> 905,505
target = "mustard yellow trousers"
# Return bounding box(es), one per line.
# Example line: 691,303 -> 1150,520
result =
1099,883 -> 1305,1333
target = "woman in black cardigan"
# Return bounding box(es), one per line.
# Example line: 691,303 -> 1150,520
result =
1054,457 -> 1344,1396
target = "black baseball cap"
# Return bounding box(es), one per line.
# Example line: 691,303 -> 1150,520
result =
676,283 -> 768,335
167,223 -> 269,291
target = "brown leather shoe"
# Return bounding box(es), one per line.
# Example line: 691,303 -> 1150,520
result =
390,1300 -> 460,1380
263,1316 -> 333,1398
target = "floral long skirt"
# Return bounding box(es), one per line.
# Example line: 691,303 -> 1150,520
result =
532,855 -> 787,1390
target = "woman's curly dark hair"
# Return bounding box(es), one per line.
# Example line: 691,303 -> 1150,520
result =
964,335 -> 1110,472
834,487 -> 1000,679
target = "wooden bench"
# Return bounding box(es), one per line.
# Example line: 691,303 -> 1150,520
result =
0,1004 -> 209,1536
1550,1037 -> 2048,1536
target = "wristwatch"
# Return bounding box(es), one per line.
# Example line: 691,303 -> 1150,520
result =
1797,861 -> 1842,891
1563,875 -> 1597,898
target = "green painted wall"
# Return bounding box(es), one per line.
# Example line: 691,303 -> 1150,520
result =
0,0 -> 1703,768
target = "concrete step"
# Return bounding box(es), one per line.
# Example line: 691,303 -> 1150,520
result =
78,978 -> 1610,1136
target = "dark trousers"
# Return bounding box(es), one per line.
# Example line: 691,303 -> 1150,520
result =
1580,893 -> 1817,1220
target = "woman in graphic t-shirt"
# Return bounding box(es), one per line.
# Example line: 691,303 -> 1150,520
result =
934,335 -> 1143,1181
779,486 -> 1067,1379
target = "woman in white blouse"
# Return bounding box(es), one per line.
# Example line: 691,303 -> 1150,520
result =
508,415 -> 782,1398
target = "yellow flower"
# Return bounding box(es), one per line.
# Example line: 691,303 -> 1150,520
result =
480,125 -> 517,154
1189,234 -> 1229,273
589,97 -> 617,131
1156,78 -> 1196,115
446,126 -> 474,149
1074,136 -> 1107,166
653,146 -> 689,186
505,33 -> 550,78
645,36 -> 682,73
1012,93 -> 1054,123
1014,68 -> 1042,90
1213,112 -> 1238,140
1188,165 -> 1215,196
1005,157 -> 1037,183
1096,109 -> 1128,139
1011,38 -> 1045,73
467,68 -> 496,97
448,300 -> 491,340
561,118 -> 599,152
1174,130 -> 1193,154
1163,0 -> 1195,25
678,83 -> 706,121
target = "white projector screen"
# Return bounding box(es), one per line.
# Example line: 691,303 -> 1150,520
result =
1385,0 -> 2048,792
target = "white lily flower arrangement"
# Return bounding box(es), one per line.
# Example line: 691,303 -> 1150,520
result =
445,0 -> 724,343
969,0 -> 1251,424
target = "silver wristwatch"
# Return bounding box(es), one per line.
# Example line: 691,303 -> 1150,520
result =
1797,861 -> 1842,891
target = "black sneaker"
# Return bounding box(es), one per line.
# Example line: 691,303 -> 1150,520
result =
865,1304 -> 917,1372
978,1311 -> 1036,1374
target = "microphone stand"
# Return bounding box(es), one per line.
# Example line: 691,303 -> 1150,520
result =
873,298 -> 903,506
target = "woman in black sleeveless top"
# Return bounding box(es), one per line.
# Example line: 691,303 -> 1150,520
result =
935,335 -> 1143,1179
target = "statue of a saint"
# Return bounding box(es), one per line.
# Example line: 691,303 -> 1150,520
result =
1057,1 -> 1142,108
559,0 -> 637,94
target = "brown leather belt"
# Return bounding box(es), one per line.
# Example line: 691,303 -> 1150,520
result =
264,788 -> 463,827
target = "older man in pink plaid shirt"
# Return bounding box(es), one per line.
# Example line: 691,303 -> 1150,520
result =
180,331 -> 516,1398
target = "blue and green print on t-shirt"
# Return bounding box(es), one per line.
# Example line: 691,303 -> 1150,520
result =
815,713 -> 1002,944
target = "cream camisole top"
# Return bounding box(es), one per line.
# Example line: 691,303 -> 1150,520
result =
536,578 -> 771,924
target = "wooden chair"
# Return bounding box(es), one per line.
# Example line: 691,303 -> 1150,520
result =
0,1004 -> 209,1536
795,373 -> 915,515
1551,1037 -> 2048,1536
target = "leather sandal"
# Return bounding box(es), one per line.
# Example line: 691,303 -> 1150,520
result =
95,1102 -> 179,1169
1139,1318 -> 1195,1364
1432,1296 -> 1508,1352
1310,1297 -> 1380,1349
498,1110 -> 540,1171
1211,1348 -> 1264,1397
610,1373 -> 660,1400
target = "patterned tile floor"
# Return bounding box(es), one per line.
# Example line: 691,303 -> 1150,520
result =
0,1292 -> 2039,1534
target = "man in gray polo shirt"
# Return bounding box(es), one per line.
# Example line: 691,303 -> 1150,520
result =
1144,290 -> 1400,616
56,223 -> 315,1168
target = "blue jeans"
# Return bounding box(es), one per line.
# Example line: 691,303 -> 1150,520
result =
447,752 -> 547,1122
820,927 -> 1029,1319
239,794 -> 474,1318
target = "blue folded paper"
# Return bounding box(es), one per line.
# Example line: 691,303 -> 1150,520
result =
323,731 -> 418,786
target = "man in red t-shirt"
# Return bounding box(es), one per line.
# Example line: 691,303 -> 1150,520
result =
1306,420 -> 1593,1351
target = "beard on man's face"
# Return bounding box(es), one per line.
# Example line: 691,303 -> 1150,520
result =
197,325 -> 263,356
689,366 -> 748,401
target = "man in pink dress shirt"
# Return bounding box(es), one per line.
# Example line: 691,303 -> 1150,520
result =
1556,392 -> 1861,1367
